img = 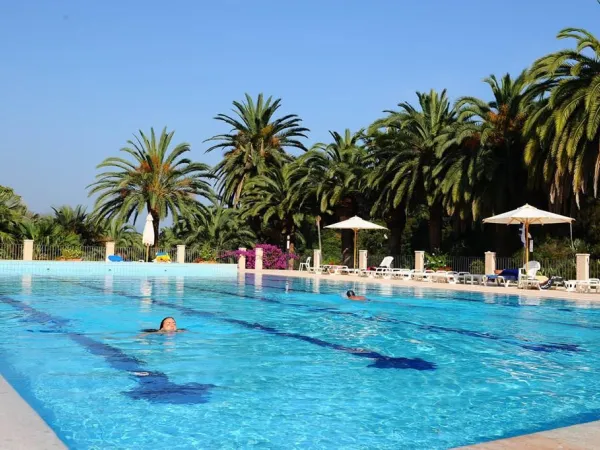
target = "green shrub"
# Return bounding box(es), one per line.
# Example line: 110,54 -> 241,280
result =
60,248 -> 83,260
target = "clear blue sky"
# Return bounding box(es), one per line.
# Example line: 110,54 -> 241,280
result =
1,0 -> 598,216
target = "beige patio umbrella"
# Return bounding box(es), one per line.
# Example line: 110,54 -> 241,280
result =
142,213 -> 155,262
324,216 -> 388,268
482,204 -> 574,266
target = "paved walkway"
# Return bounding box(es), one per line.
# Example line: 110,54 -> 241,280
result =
456,421 -> 600,449
0,376 -> 66,449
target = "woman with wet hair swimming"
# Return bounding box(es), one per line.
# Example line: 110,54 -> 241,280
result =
346,290 -> 367,301
141,317 -> 186,334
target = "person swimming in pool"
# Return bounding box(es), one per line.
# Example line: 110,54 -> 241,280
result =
140,317 -> 185,335
346,290 -> 367,301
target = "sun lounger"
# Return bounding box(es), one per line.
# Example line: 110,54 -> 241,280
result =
431,271 -> 459,284
484,269 -> 519,287
576,278 -> 600,293
299,257 -> 311,271
359,256 -> 394,278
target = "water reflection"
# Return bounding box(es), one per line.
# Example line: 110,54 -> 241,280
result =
21,274 -> 32,295
312,277 -> 321,294
255,273 -> 263,294
140,279 -> 152,312
104,275 -> 113,295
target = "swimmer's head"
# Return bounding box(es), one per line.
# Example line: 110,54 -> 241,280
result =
346,290 -> 355,298
159,317 -> 177,332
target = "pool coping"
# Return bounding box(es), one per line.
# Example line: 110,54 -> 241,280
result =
0,375 -> 66,449
454,420 -> 600,449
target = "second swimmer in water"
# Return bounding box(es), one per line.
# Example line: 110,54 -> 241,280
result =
346,290 -> 367,301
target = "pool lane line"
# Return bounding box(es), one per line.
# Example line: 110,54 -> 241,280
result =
50,276 -> 582,355
179,282 -> 583,354
29,276 -> 585,354
63,279 -> 436,371
0,295 -> 215,404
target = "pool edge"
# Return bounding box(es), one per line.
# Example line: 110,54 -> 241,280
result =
0,375 -> 67,449
454,419 -> 600,449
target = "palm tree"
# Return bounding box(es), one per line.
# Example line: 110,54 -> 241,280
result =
51,205 -> 101,244
180,202 -> 256,251
298,129 -> 366,264
18,217 -> 81,247
0,185 -> 27,243
88,127 -> 213,248
436,72 -> 531,224
241,161 -> 308,257
525,28 -> 600,209
97,219 -> 142,248
206,93 -> 309,206
368,90 -> 456,251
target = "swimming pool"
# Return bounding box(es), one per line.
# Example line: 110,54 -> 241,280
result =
1,273 -> 600,449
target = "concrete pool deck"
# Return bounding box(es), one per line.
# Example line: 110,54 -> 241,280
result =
2,268 -> 600,449
0,376 -> 66,449
457,420 -> 600,449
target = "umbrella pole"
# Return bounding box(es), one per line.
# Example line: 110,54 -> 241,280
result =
525,221 -> 529,267
354,229 -> 358,269
145,245 -> 149,263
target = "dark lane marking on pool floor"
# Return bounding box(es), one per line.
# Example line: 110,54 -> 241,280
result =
0,295 -> 215,404
181,283 -> 583,354
36,276 -> 584,354
67,280 -> 435,371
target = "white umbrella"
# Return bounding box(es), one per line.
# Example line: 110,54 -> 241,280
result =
324,216 -> 388,268
482,204 -> 574,266
142,213 -> 155,262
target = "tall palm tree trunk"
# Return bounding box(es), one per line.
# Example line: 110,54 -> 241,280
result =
428,200 -> 443,251
336,197 -> 357,266
387,207 -> 406,255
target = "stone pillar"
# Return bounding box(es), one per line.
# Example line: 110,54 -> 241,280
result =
484,251 -> 496,275
415,250 -> 425,272
359,250 -> 368,270
176,245 -> 186,264
23,239 -> 34,261
238,248 -> 246,271
105,241 -> 115,261
576,253 -> 590,281
255,247 -> 263,271
313,249 -> 321,271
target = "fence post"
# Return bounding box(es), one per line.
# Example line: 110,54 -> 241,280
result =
313,249 -> 321,271
105,241 -> 115,261
176,245 -> 186,264
484,251 -> 496,275
576,253 -> 590,281
238,248 -> 246,271
23,239 -> 34,261
359,250 -> 368,270
415,250 -> 425,272
255,247 -> 263,271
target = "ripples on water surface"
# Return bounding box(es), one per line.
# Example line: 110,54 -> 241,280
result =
1,273 -> 600,449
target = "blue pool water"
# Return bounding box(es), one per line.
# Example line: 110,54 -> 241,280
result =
1,273 -> 600,449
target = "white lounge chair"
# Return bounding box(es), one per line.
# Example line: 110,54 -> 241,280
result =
299,257 -> 311,271
518,261 -> 541,289
359,256 -> 394,278
432,270 -> 459,284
